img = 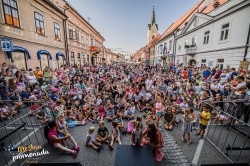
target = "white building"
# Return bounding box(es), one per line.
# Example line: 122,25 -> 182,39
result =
153,0 -> 205,66
175,0 -> 250,69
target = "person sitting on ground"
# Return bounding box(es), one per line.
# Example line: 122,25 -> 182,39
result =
106,106 -> 115,121
164,107 -> 174,131
85,126 -> 103,151
65,110 -> 85,127
142,103 -> 152,118
142,123 -> 164,162
44,120 -> 79,158
96,121 -> 110,144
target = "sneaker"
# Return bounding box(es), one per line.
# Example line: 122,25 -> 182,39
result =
198,135 -> 204,139
74,146 -> 80,151
194,132 -> 200,136
109,145 -> 113,150
96,147 -> 101,152
106,140 -> 110,144
72,150 -> 77,158
187,141 -> 191,145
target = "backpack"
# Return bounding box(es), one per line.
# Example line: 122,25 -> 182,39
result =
127,121 -> 135,134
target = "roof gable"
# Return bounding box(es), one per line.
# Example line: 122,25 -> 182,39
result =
181,13 -> 213,34
157,0 -> 205,43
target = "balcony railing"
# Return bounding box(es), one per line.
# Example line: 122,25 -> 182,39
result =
185,46 -> 197,55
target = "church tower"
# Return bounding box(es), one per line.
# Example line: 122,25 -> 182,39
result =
147,6 -> 158,44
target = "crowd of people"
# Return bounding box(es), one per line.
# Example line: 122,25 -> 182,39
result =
1,60 -> 250,162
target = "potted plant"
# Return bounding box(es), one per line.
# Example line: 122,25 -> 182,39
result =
184,44 -> 190,48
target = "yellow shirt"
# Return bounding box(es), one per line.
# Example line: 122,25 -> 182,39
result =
34,71 -> 43,79
199,111 -> 211,126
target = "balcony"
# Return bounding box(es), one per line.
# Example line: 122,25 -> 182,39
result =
185,44 -> 197,56
89,46 -> 101,56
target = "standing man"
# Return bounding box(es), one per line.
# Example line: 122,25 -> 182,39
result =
34,67 -> 43,86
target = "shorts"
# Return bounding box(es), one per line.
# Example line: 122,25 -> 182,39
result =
156,112 -> 162,117
199,123 -> 207,129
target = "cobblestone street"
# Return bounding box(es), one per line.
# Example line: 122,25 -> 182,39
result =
158,121 -> 191,166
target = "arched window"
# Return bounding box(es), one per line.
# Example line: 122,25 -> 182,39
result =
152,35 -> 155,40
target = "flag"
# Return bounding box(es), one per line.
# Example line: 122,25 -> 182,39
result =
165,45 -> 168,56
163,45 -> 166,55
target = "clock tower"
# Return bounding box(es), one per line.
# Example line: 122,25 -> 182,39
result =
147,6 -> 158,44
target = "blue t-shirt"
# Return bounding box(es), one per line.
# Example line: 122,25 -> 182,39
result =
50,94 -> 59,102
21,91 -> 30,100
203,70 -> 211,78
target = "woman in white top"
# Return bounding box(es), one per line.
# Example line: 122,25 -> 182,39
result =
220,69 -> 230,83
210,80 -> 218,97
27,71 -> 37,90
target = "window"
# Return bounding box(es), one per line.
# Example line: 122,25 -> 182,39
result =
178,42 -> 181,51
75,30 -> 79,42
34,12 -> 45,35
185,39 -> 188,45
201,59 -> 206,63
217,59 -> 224,63
220,23 -> 230,41
77,53 -> 80,58
81,36 -> 85,44
86,36 -> 89,45
203,30 -> 210,44
91,38 -> 93,46
68,25 -> 73,39
169,40 -> 172,51
70,52 -> 75,65
3,0 -> 20,27
54,23 -> 61,41
192,37 -> 196,45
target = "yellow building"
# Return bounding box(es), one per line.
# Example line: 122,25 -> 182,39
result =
0,0 -> 67,70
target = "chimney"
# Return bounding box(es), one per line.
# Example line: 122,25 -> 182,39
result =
213,0 -> 220,8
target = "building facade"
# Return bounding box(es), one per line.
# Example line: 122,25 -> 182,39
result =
0,0 -> 67,70
175,0 -> 250,69
50,0 -> 105,66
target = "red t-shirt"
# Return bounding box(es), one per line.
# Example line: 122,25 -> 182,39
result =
183,71 -> 188,79
30,105 -> 40,110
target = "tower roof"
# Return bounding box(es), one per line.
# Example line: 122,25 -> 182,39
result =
148,6 -> 158,30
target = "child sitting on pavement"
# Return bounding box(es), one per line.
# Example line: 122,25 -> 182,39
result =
106,106 -> 115,121
96,121 -> 110,144
85,126 -> 103,151
164,107 -> 174,131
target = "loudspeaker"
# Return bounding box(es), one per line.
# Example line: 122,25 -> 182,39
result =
30,162 -> 82,166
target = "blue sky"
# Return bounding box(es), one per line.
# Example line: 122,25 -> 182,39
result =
67,0 -> 199,55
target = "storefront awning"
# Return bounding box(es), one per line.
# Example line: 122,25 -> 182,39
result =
37,50 -> 52,60
56,52 -> 66,60
6,46 -> 31,59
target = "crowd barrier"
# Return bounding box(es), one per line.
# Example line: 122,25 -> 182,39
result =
203,101 -> 250,164
0,101 -> 53,166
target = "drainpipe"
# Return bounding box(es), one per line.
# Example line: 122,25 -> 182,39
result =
173,31 -> 177,65
243,24 -> 250,61
63,8 -> 69,65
